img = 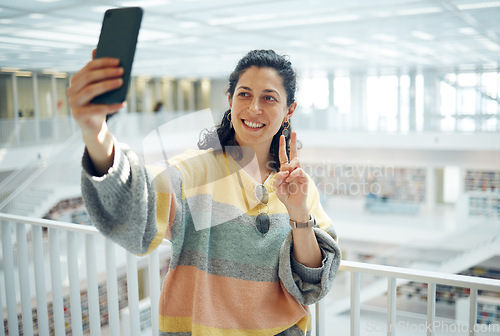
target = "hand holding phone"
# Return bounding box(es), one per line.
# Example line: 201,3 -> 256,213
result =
91,7 -> 143,105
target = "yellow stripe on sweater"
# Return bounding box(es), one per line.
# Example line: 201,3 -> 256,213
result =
140,165 -> 172,255
159,315 -> 311,335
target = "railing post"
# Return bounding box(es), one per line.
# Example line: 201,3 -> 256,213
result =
1,221 -> 20,335
315,299 -> 325,336
351,272 -> 360,336
85,234 -> 101,336
32,225 -> 50,335
469,288 -> 478,336
126,251 -> 141,336
49,227 -> 66,336
387,277 -> 397,336
148,249 -> 161,336
426,283 -> 436,336
16,223 -> 34,336
105,239 -> 121,336
67,231 -> 83,336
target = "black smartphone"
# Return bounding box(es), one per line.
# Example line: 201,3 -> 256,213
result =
91,7 -> 143,105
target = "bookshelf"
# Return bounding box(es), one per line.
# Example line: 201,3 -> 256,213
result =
465,170 -> 500,193
3,274 -> 129,336
43,197 -> 92,225
464,192 -> 500,219
456,295 -> 500,325
397,265 -> 500,325
463,169 -> 500,219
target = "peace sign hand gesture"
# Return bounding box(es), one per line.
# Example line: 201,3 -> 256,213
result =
274,131 -> 309,222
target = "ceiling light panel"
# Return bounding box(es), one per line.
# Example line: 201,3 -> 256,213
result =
456,1 -> 500,10
6,0 -> 81,11
1,0 -> 500,77
51,22 -> 102,37
50,6 -> 112,22
13,30 -> 97,45
411,31 -> 435,41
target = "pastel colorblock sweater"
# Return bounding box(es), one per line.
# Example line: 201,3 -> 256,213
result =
81,142 -> 341,336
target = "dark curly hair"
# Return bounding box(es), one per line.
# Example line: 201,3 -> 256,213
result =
197,49 -> 297,171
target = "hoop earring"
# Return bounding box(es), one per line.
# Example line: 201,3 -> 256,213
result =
282,120 -> 290,137
227,112 -> 233,129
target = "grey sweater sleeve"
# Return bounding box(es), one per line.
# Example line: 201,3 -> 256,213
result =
81,142 -> 158,255
278,226 -> 341,305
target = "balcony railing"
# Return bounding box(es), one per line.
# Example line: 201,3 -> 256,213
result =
1,213 -> 500,336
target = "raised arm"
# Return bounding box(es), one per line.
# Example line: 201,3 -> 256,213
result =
67,50 -> 125,175
68,51 -> 179,255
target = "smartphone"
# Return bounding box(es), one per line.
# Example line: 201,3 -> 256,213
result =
91,7 -> 143,105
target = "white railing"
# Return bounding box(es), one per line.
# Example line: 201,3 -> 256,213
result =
0,213 -> 326,336
1,213 -> 500,336
342,262 -> 500,336
0,213 -> 168,336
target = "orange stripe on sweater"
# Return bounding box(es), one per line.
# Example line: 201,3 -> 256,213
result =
158,265 -> 309,331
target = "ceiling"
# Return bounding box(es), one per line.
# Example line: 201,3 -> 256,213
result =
1,0 -> 500,79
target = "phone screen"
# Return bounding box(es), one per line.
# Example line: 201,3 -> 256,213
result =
91,7 -> 143,105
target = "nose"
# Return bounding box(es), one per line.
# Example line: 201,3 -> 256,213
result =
249,97 -> 262,114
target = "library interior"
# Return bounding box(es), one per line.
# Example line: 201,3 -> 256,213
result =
0,1 -> 499,335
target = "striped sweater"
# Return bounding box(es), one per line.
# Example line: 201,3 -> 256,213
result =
81,142 -> 341,336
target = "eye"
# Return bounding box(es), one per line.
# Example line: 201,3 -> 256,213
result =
238,92 -> 250,98
264,95 -> 277,102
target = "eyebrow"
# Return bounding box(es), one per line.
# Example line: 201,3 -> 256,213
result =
236,85 -> 281,97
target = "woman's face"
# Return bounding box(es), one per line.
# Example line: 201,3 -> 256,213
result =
229,66 -> 296,153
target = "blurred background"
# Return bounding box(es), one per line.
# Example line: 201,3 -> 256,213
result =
0,0 -> 499,335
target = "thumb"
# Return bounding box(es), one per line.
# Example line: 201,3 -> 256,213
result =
273,171 -> 289,189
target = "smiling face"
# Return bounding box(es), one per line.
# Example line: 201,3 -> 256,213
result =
228,66 -> 296,155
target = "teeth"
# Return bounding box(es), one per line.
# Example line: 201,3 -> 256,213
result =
244,120 -> 264,128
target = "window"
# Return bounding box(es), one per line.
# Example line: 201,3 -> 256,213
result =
399,75 -> 410,132
439,74 -> 456,132
415,74 -> 424,132
366,75 -> 398,132
333,77 -> 350,115
297,75 -> 329,112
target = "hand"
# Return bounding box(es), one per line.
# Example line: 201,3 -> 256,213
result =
67,49 -> 125,137
274,131 -> 309,221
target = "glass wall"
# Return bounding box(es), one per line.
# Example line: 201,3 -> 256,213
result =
293,67 -> 500,133
17,75 -> 35,118
0,74 -> 14,119
37,74 -> 54,118
1,66 -> 499,140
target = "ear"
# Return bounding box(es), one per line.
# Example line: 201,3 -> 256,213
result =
284,102 -> 297,121
228,94 -> 232,109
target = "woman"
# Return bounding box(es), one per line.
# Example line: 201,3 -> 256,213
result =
68,49 -> 341,335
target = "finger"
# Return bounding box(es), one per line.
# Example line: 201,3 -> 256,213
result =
280,157 -> 300,174
92,48 -> 97,59
68,66 -> 123,99
81,57 -> 121,74
73,102 -> 125,118
68,59 -> 122,97
278,135 -> 288,168
273,171 -> 289,188
290,131 -> 298,161
285,168 -> 308,184
68,77 -> 123,109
